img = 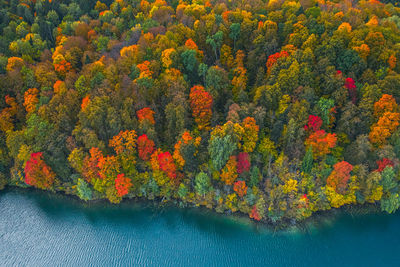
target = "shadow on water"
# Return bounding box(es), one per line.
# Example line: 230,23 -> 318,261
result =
3,187 -> 399,239
3,187 -> 400,266
2,187 -> 270,237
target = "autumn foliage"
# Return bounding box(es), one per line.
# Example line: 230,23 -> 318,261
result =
173,131 -> 193,168
6,57 -> 24,72
158,151 -> 177,180
326,161 -> 353,194
237,152 -> 250,174
369,94 -> 400,147
24,152 -> 56,190
369,112 -> 400,146
344,77 -> 357,104
137,107 -> 155,124
185,38 -> 198,50
81,95 -> 90,111
109,130 -> 137,155
137,134 -> 155,161
250,205 -> 261,221
305,130 -> 337,158
304,115 -> 323,132
373,94 -> 398,118
266,51 -> 289,74
115,173 -> 132,197
189,85 -> 213,130
241,117 -> 259,153
376,158 -> 394,172
233,180 -> 248,197
23,88 -> 39,113
4,0 -> 400,223
0,95 -> 18,132
82,147 -> 103,183
220,156 -> 237,185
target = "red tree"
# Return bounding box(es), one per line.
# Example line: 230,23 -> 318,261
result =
326,161 -> 353,193
250,205 -> 261,221
266,51 -> 289,74
304,115 -> 323,132
137,134 -> 155,161
345,77 -> 357,104
115,173 -> 133,197
237,152 -> 250,174
189,85 -> 213,130
376,158 -> 394,172
158,151 -> 177,179
24,152 -> 56,190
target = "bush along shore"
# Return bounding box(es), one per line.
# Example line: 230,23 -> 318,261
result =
1,0 -> 400,226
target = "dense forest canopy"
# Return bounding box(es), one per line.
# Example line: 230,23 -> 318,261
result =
1,0 -> 400,224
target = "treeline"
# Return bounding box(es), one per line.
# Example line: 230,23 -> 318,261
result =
1,0 -> 400,224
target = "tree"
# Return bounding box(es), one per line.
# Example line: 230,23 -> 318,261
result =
24,152 -> 56,190
195,171 -> 211,197
233,180 -> 248,197
23,88 -> 39,114
305,130 -> 337,158
137,107 -> 155,125
326,161 -> 353,194
220,156 -> 238,185
374,94 -> 398,118
301,147 -> 313,174
0,95 -> 18,133
158,151 -> 177,180
304,115 -> 323,132
109,130 -> 137,156
237,152 -> 250,174
344,78 -> 357,104
209,135 -> 237,171
381,193 -> 400,214
229,23 -> 240,49
376,158 -> 394,172
108,130 -> 137,176
369,112 -> 400,147
181,49 -> 198,79
137,134 -> 155,161
115,173 -> 132,197
6,57 -> 24,72
250,204 -> 261,221
77,178 -> 92,201
266,51 -> 289,75
317,98 -> 335,127
189,85 -> 213,130
241,117 -> 259,153
82,147 -> 103,184
173,131 -> 196,170
206,31 -> 223,60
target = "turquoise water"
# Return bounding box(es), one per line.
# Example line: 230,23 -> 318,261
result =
1,188 -> 400,266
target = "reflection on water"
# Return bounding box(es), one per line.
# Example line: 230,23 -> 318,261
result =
1,188 -> 400,266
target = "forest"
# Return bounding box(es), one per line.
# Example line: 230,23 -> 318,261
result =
1,0 -> 400,225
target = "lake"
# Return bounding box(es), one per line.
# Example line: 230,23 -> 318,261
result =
1,188 -> 400,266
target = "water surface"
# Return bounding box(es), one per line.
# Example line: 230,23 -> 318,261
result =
1,188 -> 399,266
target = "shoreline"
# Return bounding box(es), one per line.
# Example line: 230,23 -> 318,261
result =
1,185 -> 383,232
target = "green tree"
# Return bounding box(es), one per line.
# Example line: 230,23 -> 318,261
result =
206,31 -> 223,61
77,178 -> 92,201
195,172 -> 211,197
301,147 -> 313,174
229,23 -> 240,50
208,135 -> 237,171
